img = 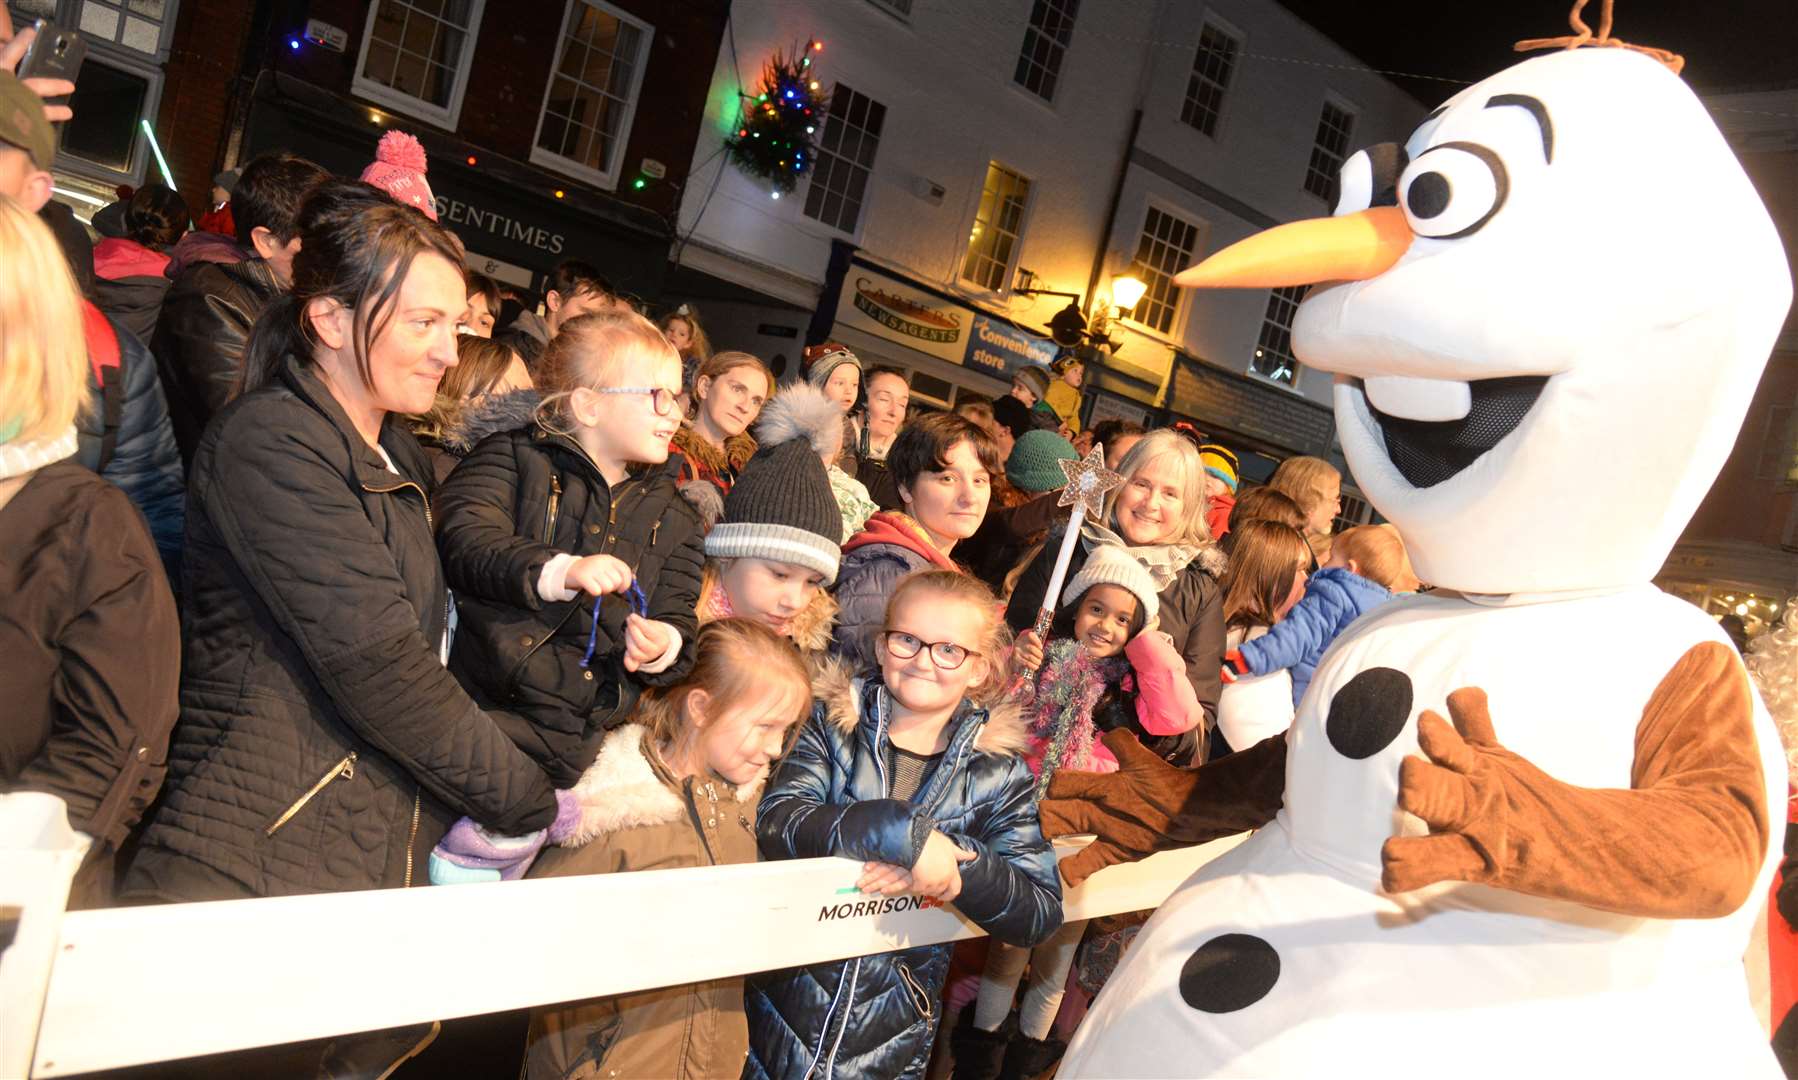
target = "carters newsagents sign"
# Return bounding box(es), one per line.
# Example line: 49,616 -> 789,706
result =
964,315 -> 1057,380
836,267 -> 967,364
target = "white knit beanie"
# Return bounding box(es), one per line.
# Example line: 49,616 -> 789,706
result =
1061,544 -> 1160,624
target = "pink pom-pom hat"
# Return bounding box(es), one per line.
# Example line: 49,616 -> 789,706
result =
359,130 -> 438,220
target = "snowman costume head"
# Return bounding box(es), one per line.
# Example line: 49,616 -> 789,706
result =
1185,48 -> 1791,594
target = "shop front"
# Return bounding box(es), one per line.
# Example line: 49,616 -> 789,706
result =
813,255 -> 1068,410
240,73 -> 671,302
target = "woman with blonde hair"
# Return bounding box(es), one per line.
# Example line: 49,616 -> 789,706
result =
0,195 -> 180,907
1006,429 -> 1228,763
1268,454 -> 1343,553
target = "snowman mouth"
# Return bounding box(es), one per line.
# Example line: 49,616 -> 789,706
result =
1366,375 -> 1550,488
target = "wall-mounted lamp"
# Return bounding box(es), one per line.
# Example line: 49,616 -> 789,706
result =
1086,274 -> 1147,352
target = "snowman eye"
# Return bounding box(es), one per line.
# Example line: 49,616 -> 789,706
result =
1334,150 -> 1374,216
1333,143 -> 1408,217
1398,141 -> 1508,240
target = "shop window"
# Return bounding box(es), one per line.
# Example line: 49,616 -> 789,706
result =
59,58 -> 148,173
960,161 -> 1031,293
1124,205 -> 1200,336
1180,22 -> 1237,137
1014,0 -> 1079,103
353,0 -> 485,128
531,0 -> 653,189
908,370 -> 954,410
1334,491 -> 1373,536
1304,100 -> 1355,203
1252,285 -> 1305,386
804,85 -> 885,235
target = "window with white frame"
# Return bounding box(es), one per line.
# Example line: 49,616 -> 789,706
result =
1252,285 -> 1306,386
1180,22 -> 1238,137
961,162 -> 1031,293
1013,0 -> 1079,103
1124,206 -> 1201,335
353,0 -> 485,127
804,85 -> 886,235
1303,100 -> 1355,203
532,0 -> 653,188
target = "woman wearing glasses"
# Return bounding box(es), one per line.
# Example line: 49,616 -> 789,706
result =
435,310 -> 705,791
747,569 -> 1063,1080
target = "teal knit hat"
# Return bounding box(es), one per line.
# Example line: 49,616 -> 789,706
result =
1006,429 -> 1079,493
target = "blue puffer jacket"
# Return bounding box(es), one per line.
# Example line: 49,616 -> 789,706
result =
744,665 -> 1063,1080
1238,565 -> 1391,706
74,311 -> 185,587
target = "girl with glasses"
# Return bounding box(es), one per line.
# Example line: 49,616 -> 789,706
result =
434,311 -> 705,800
745,569 -> 1063,1080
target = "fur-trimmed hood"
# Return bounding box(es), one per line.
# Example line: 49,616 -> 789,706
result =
671,423 -> 757,475
810,658 -> 1031,757
433,388 -> 541,454
560,723 -> 761,847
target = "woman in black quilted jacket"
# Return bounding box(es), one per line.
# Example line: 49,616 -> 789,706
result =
123,179 -> 570,910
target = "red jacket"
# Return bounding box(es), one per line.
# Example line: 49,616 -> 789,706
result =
1206,490 -> 1235,540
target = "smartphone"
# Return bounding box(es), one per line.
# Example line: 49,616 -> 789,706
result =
18,20 -> 85,116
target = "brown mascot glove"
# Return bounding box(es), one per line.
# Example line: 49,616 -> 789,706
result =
1382,644 -> 1767,918
1040,728 -> 1288,887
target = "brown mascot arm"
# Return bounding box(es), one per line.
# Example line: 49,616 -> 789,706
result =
1038,728 -> 1288,887
1382,642 -> 1769,918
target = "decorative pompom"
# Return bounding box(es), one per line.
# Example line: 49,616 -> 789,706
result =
375,130 -> 429,173
754,382 -> 844,459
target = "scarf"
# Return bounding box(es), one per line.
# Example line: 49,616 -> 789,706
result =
1081,517 -> 1203,591
1025,638 -> 1130,800
0,426 -> 78,481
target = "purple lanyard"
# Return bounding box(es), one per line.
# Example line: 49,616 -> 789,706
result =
580,580 -> 648,669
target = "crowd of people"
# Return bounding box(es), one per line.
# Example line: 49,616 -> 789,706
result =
1,41 -> 1435,1080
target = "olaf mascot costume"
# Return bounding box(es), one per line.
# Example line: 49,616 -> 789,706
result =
1039,41 -> 1794,1080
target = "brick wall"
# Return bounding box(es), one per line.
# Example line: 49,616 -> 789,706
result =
153,0 -> 256,213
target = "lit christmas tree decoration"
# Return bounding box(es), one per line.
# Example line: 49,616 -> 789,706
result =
726,40 -> 827,197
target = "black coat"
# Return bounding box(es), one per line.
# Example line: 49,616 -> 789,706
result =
434,428 -> 705,787
0,461 -> 179,907
124,357 -> 558,901
1006,528 -> 1228,764
150,257 -> 280,466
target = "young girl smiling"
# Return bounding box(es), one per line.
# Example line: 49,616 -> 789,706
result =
745,570 -> 1063,1080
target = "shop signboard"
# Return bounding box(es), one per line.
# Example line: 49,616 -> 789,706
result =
834,267 -> 968,365
963,314 -> 1057,381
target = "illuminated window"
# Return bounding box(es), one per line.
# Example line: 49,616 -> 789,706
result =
961,162 -> 1032,292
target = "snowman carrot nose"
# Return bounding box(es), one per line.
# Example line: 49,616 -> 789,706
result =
1173,206 -> 1412,289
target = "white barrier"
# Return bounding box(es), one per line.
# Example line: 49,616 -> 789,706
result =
28,835 -> 1243,1076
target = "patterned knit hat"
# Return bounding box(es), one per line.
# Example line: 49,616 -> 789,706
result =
360,131 -> 437,220
1062,543 -> 1160,624
706,385 -> 844,583
1006,429 -> 1079,493
1198,442 -> 1240,493
803,343 -> 861,391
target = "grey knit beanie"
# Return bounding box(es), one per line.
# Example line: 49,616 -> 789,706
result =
1013,366 -> 1051,399
805,344 -> 861,391
1062,543 -> 1160,624
705,387 -> 844,583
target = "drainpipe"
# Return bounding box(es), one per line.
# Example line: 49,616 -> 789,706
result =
1085,106 -> 1143,313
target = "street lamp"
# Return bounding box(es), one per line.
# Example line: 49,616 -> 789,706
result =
1111,274 -> 1147,313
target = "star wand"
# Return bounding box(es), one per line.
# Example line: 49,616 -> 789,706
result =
1008,444 -> 1124,694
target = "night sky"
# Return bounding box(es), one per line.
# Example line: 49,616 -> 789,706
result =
1275,0 -> 1798,105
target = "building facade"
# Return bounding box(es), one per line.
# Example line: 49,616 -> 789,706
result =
26,0 -> 729,301
674,0 -> 1423,477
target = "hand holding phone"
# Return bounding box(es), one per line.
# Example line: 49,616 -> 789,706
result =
1,17 -> 83,124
